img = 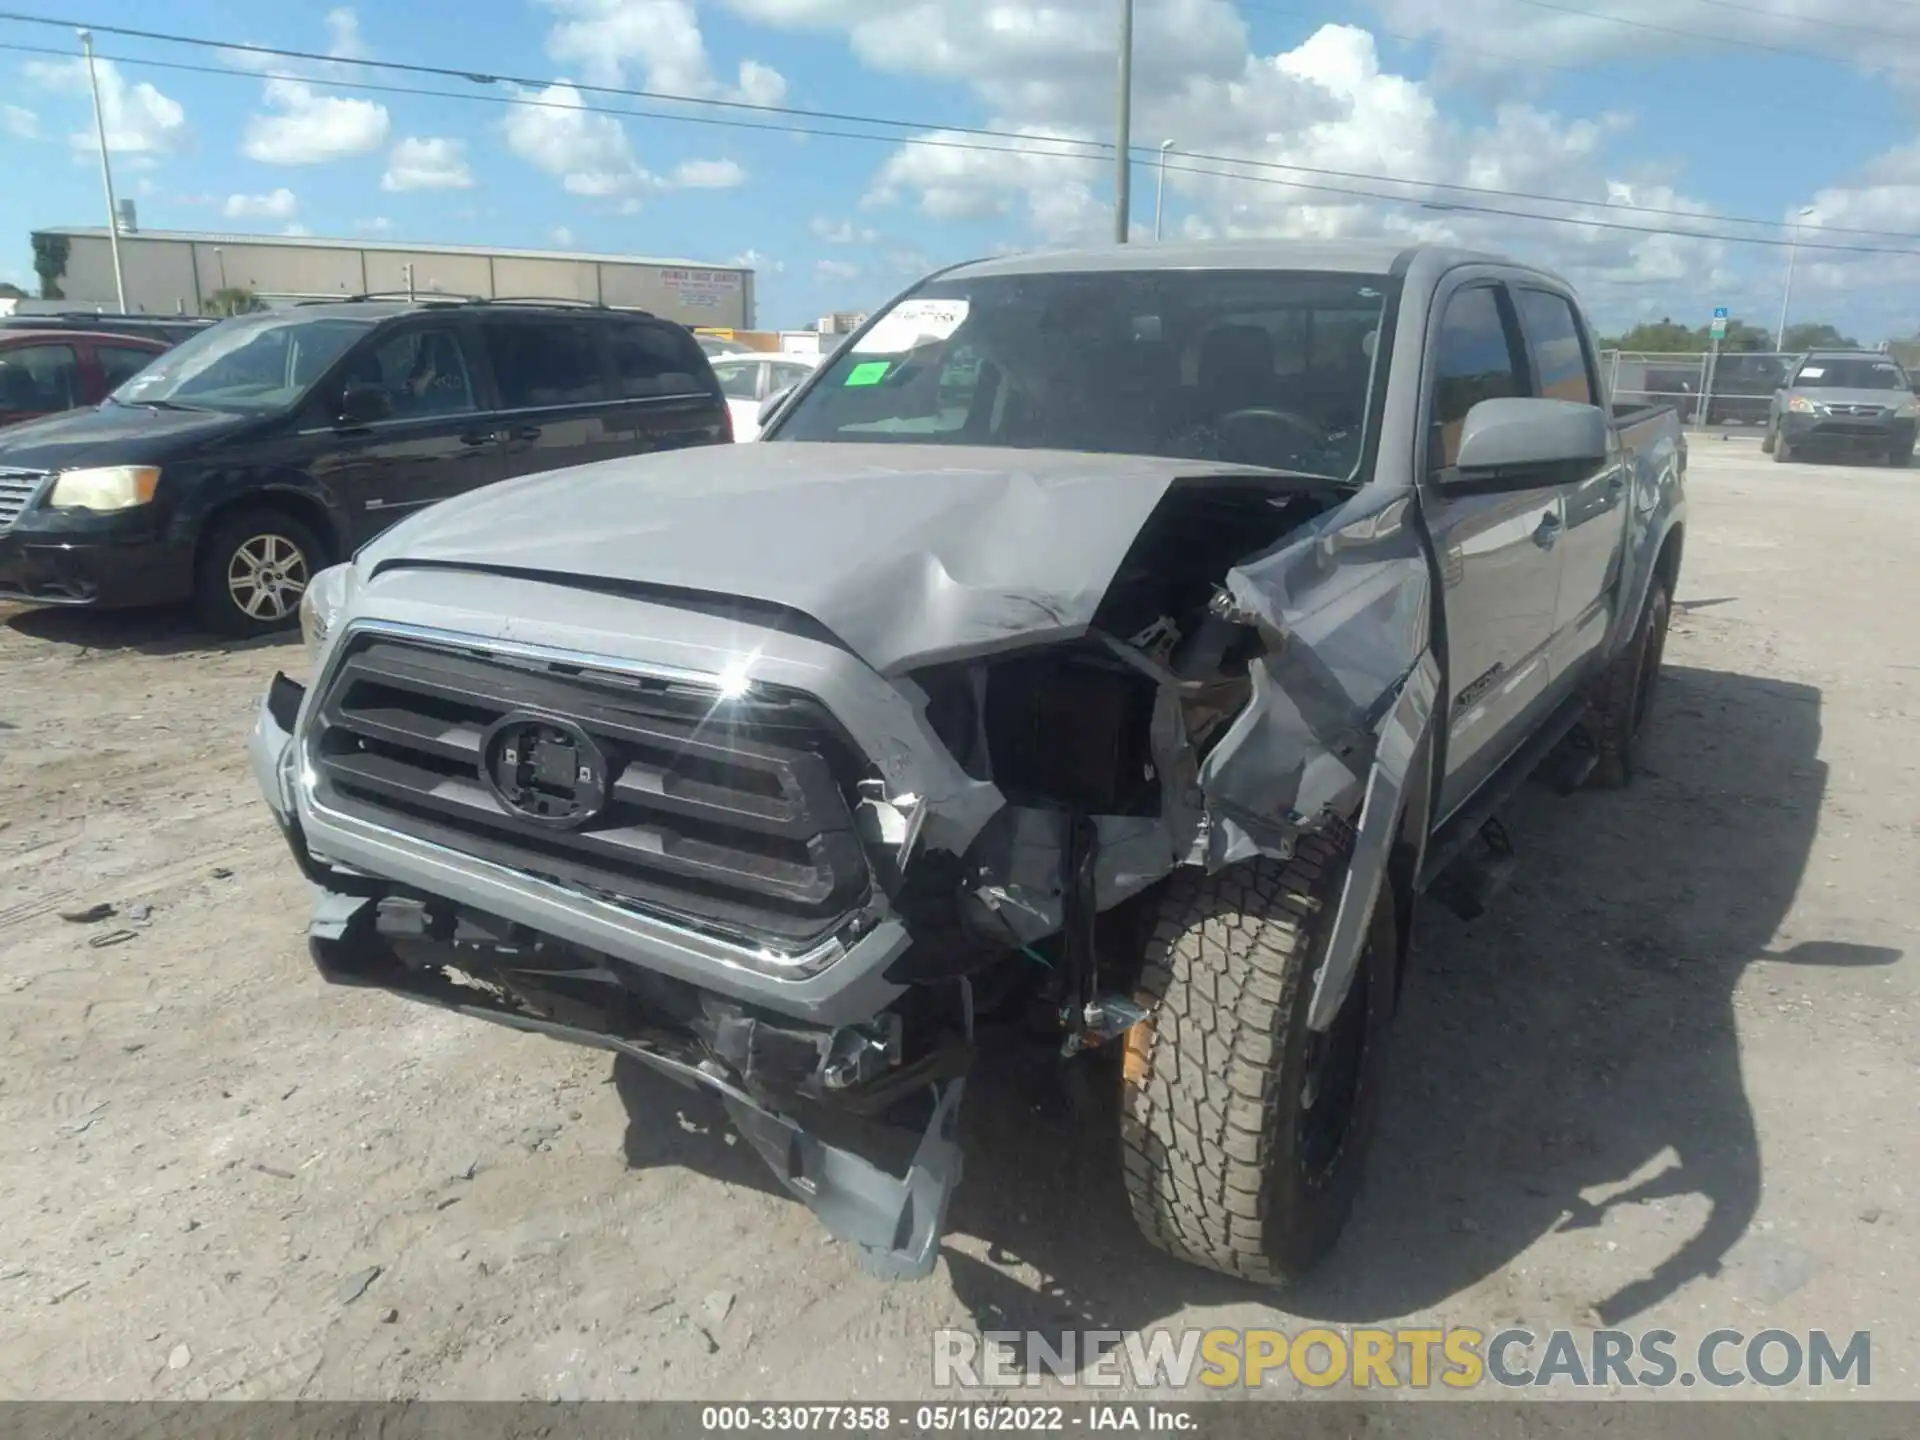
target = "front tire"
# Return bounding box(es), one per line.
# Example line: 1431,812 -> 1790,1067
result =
1119,833 -> 1398,1285
193,509 -> 324,638
1772,430 -> 1793,463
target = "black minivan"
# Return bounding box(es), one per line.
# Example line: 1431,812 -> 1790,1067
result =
0,298 -> 730,635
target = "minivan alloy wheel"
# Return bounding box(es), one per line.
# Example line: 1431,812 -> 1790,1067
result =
227,534 -> 309,622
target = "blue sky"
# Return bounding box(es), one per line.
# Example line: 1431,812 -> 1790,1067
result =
5,0 -> 1919,336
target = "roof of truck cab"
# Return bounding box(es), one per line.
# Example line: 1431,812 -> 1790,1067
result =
937,239 -> 1514,280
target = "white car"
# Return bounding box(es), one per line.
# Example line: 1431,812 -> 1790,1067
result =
711,353 -> 820,441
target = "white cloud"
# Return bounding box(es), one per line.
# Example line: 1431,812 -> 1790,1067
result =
324,7 -> 371,62
732,248 -> 784,273
382,136 -> 475,191
283,223 -> 314,237
811,216 -> 879,244
244,78 -> 389,164
3,104 -> 37,140
353,216 -> 393,232
504,82 -> 657,202
671,158 -> 748,189
224,188 -> 300,220
540,0 -> 789,104
24,57 -> 190,156
552,226 -> 576,247
816,258 -> 862,281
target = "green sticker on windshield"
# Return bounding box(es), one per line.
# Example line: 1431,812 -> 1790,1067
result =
844,361 -> 891,387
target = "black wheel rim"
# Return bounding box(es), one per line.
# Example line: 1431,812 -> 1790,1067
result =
1296,956 -> 1369,1178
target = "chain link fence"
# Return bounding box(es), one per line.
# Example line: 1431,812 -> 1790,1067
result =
1597,349 -> 1805,428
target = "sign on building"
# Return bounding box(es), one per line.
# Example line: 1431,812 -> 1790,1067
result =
660,268 -> 743,310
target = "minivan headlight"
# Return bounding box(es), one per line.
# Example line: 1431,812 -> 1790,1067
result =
299,563 -> 354,658
46,466 -> 162,511
1785,395 -> 1819,414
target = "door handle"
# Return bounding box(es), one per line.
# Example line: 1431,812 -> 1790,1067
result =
508,424 -> 542,442
1532,511 -> 1563,549
459,430 -> 497,447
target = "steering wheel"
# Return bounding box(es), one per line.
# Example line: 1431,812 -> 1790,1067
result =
1215,406 -> 1330,448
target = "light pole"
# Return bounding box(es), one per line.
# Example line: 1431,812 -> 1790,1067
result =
1154,140 -> 1175,241
1113,0 -> 1133,243
1776,204 -> 1817,351
79,29 -> 127,312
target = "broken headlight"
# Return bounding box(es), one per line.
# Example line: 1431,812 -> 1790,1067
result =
299,563 -> 354,659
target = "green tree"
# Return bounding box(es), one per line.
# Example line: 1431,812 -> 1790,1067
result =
206,286 -> 266,317
30,232 -> 70,301
1780,322 -> 1861,352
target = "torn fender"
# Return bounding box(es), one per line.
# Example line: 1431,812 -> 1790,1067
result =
1196,488 -> 1436,1028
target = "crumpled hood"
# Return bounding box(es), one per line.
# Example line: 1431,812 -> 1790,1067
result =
358,442 -> 1271,673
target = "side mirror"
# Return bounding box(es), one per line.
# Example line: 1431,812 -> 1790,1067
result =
1451,397 -> 1608,484
758,384 -> 795,427
338,384 -> 391,427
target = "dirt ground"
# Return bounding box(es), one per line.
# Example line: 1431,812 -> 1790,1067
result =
1,440 -> 1914,1402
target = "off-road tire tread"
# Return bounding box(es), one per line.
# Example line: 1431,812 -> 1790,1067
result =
1119,833 -> 1349,1285
1585,571 -> 1671,789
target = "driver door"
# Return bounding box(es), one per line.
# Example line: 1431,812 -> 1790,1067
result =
297,321 -> 505,545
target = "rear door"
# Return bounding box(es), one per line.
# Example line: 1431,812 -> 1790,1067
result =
606,319 -> 732,451
1512,285 -> 1624,687
0,341 -> 80,427
299,319 -> 505,544
477,314 -> 628,479
1417,278 -> 1569,821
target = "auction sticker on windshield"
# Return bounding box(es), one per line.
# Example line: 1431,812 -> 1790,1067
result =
853,299 -> 970,354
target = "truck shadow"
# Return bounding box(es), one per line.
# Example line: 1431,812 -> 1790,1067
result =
615,661 -> 1898,1350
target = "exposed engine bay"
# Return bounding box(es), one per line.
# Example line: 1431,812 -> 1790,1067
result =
255,449 -> 1437,1279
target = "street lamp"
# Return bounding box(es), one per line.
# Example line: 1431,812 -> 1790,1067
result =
1154,140 -> 1175,242
1776,204 -> 1817,351
1113,0 -> 1133,243
79,29 -> 127,312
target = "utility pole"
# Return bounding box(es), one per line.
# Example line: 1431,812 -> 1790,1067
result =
1154,140 -> 1174,241
79,29 -> 127,312
1113,0 -> 1133,243
1775,205 -> 1816,351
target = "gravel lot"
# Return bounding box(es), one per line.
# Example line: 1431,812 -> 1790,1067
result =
1,440 -> 1914,1401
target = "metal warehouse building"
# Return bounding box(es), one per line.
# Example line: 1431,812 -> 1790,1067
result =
31,227 -> 755,328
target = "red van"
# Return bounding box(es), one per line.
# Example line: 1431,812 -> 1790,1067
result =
0,329 -> 170,429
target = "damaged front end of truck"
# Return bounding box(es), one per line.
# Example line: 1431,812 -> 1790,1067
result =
249,446 -> 1435,1279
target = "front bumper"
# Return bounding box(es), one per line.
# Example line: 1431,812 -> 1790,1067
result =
250,672 -> 968,1279
0,506 -> 194,609
1781,412 -> 1917,455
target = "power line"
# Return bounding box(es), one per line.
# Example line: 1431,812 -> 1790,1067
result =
1236,0 -> 1920,133
7,6 -> 1914,241
1506,0 -> 1920,76
7,22 -> 1920,257
1668,0 -> 1920,42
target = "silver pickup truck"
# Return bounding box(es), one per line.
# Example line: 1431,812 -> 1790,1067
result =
249,240 -> 1686,1285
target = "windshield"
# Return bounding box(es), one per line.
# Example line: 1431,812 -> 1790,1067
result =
769,269 -> 1395,481
1794,358 -> 1909,390
110,313 -> 374,412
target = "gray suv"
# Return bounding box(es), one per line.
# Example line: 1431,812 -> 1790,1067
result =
1765,351 -> 1920,465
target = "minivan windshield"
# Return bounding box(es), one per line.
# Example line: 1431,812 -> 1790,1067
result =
111,312 -> 375,413
1793,357 -> 1909,390
769,269 -> 1395,482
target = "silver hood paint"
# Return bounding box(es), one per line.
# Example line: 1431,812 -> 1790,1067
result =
355,442 -> 1288,674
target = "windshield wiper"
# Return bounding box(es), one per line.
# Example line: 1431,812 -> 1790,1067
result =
112,396 -> 208,412
1176,464 -> 1349,487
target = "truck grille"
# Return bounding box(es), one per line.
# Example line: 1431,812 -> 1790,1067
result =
0,469 -> 49,532
308,635 -> 876,948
